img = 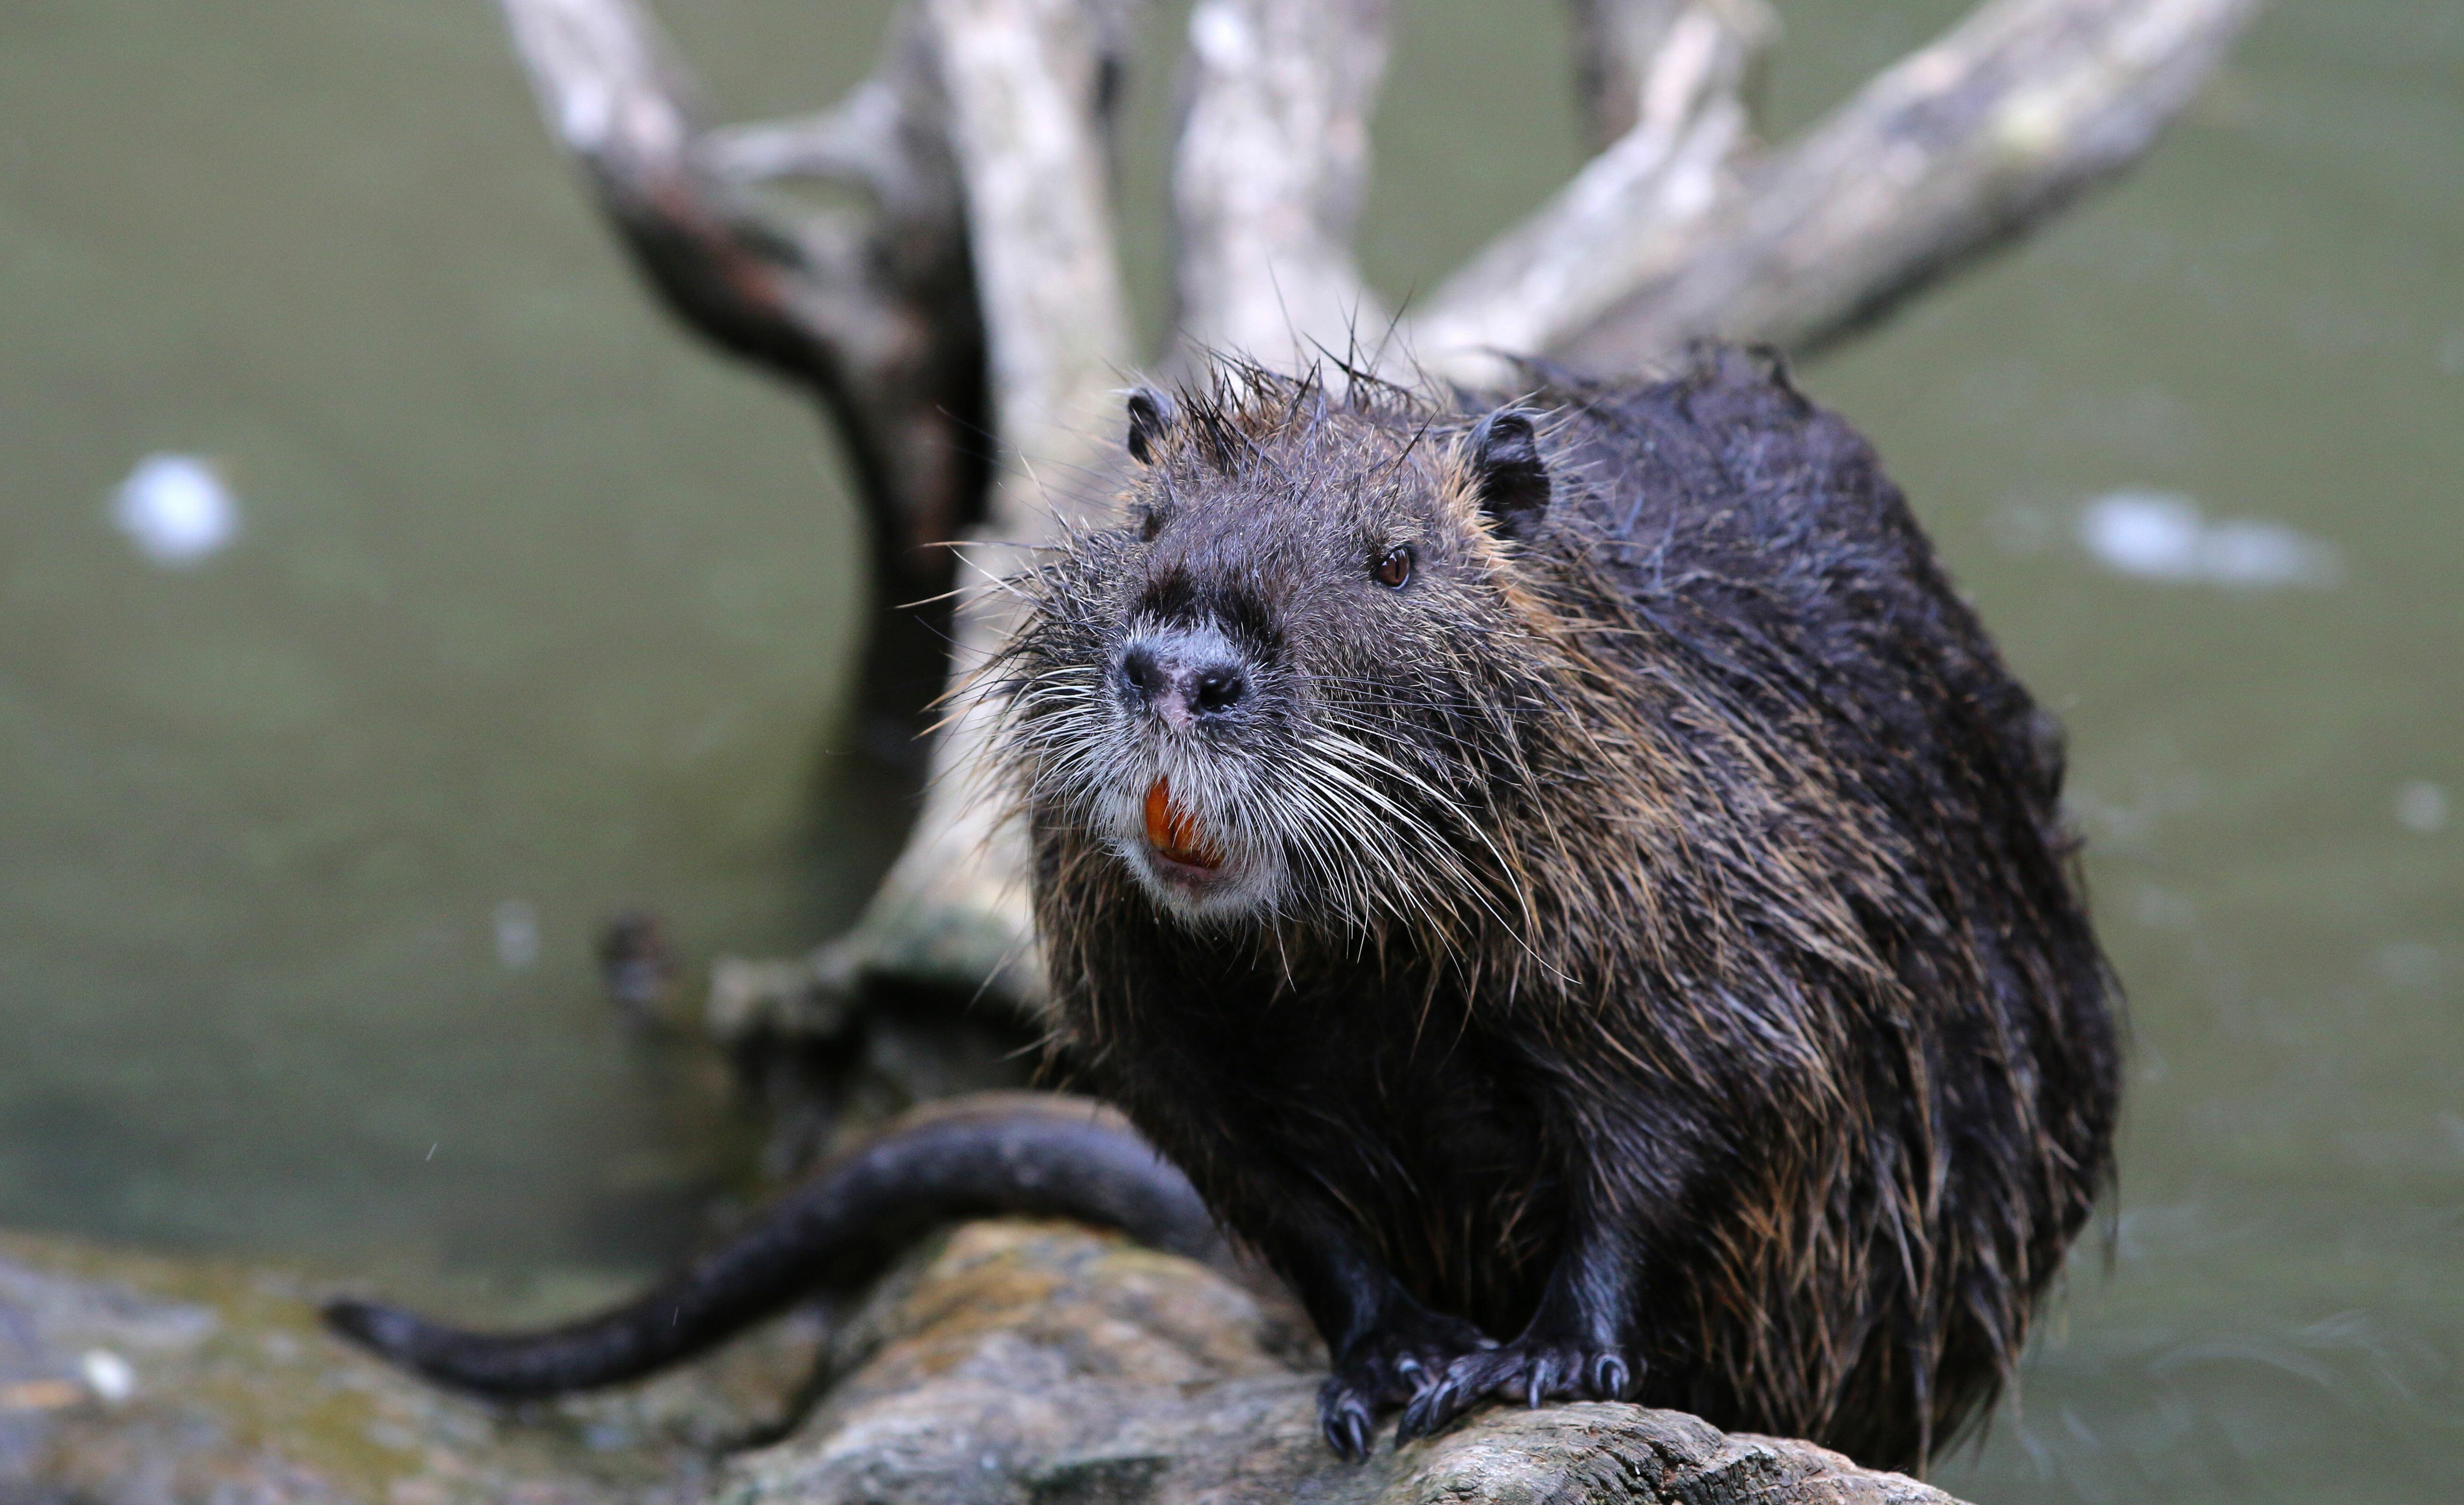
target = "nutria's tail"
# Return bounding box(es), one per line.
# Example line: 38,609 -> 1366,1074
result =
322,1092 -> 1223,1398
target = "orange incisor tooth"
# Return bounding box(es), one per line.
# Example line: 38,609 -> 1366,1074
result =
1145,778 -> 1222,869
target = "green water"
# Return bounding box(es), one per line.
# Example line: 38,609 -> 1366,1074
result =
1,1 -> 2457,1500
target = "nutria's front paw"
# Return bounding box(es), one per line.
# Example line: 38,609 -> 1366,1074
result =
1318,1310 -> 1495,1460
1393,1337 -> 1640,1442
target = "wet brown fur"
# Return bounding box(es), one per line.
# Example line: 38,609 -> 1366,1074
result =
992,348 -> 2120,1471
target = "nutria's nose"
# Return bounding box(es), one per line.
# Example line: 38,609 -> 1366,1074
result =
1120,637 -> 1248,725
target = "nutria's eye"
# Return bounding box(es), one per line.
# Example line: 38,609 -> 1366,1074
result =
1140,508 -> 1164,542
1372,546 -> 1413,589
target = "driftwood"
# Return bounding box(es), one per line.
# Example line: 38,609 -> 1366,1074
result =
495,0 -> 2257,1015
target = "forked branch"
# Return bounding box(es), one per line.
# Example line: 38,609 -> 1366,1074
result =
500,0 -> 987,556
1410,0 -> 2259,381
1404,0 -> 1778,385
1559,0 -> 2261,365
498,0 -> 991,759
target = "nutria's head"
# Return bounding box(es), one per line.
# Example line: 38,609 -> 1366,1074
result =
994,370 -> 1573,931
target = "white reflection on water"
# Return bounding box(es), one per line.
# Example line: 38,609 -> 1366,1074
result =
110,453 -> 240,566
2079,491 -> 2341,589
2394,781 -> 2450,834
492,900 -> 540,970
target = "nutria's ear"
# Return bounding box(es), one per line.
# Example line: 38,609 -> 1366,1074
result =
1466,408 -> 1549,539
1125,387 -> 1177,464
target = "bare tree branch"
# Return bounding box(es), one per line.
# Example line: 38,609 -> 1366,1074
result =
499,0 -> 981,547
816,0 -> 1146,1008
1562,0 -> 2261,371
1412,0 -> 2254,383
1169,0 -> 1394,373
702,92 -> 908,192
498,0 -> 992,760
499,0 -> 848,383
1405,0 -> 1775,386
928,0 -> 1142,479
1566,0 -> 1775,152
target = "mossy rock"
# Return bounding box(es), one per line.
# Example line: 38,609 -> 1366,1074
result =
3,1224 -> 1962,1505
0,1231 -> 812,1505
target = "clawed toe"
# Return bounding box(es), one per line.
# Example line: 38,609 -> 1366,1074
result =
1393,1339 -> 1641,1443
1318,1376 -> 1377,1461
1588,1351 -> 1633,1399
1317,1308 -> 1496,1459
1394,1367 -> 1473,1441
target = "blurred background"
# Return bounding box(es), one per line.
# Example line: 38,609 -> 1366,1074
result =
0,1 -> 2457,1500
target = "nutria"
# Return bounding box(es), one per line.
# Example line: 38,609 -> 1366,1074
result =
992,347 -> 2118,1466
326,348 -> 2118,1474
